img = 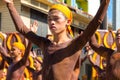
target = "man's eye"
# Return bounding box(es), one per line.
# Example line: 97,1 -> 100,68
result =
47,18 -> 51,21
116,33 -> 120,36
47,17 -> 59,21
53,17 -> 59,20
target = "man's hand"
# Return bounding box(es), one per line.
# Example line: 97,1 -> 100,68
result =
3,0 -> 13,4
85,46 -> 93,56
30,20 -> 38,33
87,49 -> 93,56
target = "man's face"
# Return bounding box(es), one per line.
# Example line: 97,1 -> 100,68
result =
10,46 -> 21,58
115,30 -> 120,47
47,10 -> 69,35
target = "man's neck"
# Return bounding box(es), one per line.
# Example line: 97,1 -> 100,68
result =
53,33 -> 71,45
117,46 -> 120,52
13,57 -> 22,63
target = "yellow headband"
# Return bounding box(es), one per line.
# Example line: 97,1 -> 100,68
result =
12,42 -> 25,52
50,4 -> 74,37
50,4 -> 72,24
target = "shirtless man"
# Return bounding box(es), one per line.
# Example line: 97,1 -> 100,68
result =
89,29 -> 120,80
0,41 -> 32,80
3,0 -> 110,80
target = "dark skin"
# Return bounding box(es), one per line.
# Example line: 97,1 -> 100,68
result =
27,57 -> 42,80
89,29 -> 120,80
0,41 -> 32,80
4,0 -> 110,80
85,46 -> 106,80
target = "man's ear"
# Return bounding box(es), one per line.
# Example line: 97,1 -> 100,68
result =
19,50 -> 23,56
66,19 -> 71,26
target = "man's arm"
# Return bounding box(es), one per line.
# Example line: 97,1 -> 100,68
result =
26,66 -> 35,73
0,45 -> 12,64
3,0 -> 50,49
21,41 -> 32,65
88,55 -> 103,74
0,45 -> 10,57
89,34 -> 114,57
70,0 -> 110,51
15,41 -> 32,68
86,49 -> 103,73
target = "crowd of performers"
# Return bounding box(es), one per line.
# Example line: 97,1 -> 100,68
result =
1,0 -> 120,80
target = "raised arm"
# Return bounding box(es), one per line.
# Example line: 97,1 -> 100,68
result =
15,41 -> 32,68
0,45 -> 12,64
4,0 -> 50,49
86,48 -> 103,73
26,66 -> 35,73
88,54 -> 103,74
84,46 -> 97,66
87,54 -> 98,68
0,46 -> 10,57
70,0 -> 110,51
89,34 -> 114,57
4,0 -> 30,34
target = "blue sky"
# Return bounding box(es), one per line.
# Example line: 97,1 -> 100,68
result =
107,0 -> 113,24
